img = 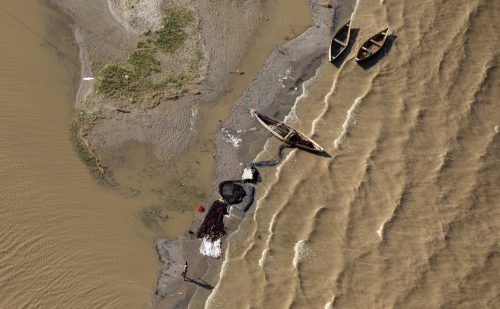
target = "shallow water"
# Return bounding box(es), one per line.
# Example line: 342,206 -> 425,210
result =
0,1 -> 159,307
207,0 -> 500,307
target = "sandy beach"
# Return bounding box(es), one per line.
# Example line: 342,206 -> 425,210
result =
46,0 -> 342,307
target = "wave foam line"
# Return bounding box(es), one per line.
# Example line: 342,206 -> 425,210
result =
324,295 -> 337,309
256,150 -> 297,266
215,145 -> 298,305
291,205 -> 327,273
332,64 -> 380,149
257,212 -> 279,268
238,141 -> 297,259
351,0 -> 362,22
207,21 -> 338,309
258,248 -> 270,268
251,65 -> 325,264
376,221 -> 387,239
333,96 -> 362,149
284,65 -> 322,125
309,60 -> 351,136
292,240 -> 307,271
308,6 -> 366,140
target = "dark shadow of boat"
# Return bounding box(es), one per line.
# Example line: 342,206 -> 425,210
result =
293,145 -> 332,158
331,28 -> 359,68
314,150 -> 332,158
357,34 -> 397,70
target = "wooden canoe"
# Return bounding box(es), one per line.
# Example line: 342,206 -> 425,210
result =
250,109 -> 325,153
355,28 -> 389,62
329,21 -> 351,62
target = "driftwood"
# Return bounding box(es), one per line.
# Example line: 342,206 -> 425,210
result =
116,108 -> 130,113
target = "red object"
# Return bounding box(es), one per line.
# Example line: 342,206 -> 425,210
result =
195,204 -> 205,213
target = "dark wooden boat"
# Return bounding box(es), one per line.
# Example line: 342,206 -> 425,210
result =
355,28 -> 389,62
250,109 -> 325,153
329,21 -> 351,62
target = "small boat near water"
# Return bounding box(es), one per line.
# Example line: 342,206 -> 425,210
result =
355,28 -> 389,62
329,21 -> 351,62
250,109 -> 325,153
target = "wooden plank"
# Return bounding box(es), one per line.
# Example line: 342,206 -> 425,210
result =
370,39 -> 382,47
334,38 -> 347,47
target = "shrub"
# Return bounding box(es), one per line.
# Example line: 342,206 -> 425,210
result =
95,64 -> 136,97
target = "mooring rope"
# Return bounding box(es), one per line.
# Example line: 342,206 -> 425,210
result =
250,143 -> 292,168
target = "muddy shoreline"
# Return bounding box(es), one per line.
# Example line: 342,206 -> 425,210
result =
191,2 -> 356,306
47,0 -> 344,307
158,1 -> 347,307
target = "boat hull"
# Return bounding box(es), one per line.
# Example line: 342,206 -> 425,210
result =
329,21 -> 351,62
355,28 -> 389,62
251,109 -> 325,153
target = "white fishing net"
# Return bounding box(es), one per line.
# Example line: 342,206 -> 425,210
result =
199,237 -> 223,259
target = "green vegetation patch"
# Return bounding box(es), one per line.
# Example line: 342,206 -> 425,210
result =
70,111 -> 102,175
93,6 -> 197,98
128,49 -> 160,76
95,64 -> 137,97
154,7 -> 194,53
151,73 -> 189,92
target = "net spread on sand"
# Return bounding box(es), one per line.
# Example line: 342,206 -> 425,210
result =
196,200 -> 228,241
197,144 -> 289,258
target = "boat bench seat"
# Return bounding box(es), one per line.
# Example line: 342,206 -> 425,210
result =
334,38 -> 347,47
370,39 -> 382,47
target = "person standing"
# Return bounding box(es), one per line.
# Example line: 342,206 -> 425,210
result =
182,261 -> 188,281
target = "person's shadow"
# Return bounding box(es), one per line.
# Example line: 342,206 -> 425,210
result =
357,34 -> 398,70
185,277 -> 214,290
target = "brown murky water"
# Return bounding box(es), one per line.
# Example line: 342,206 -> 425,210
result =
0,1 -> 159,307
207,0 -> 500,307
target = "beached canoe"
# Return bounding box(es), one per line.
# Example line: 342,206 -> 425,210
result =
329,21 -> 351,62
250,109 -> 325,153
355,28 -> 389,62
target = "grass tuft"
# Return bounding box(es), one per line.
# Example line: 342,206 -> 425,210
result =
95,64 -> 136,97
70,111 -> 103,176
93,6 -> 196,98
128,49 -> 160,76
154,7 -> 194,53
